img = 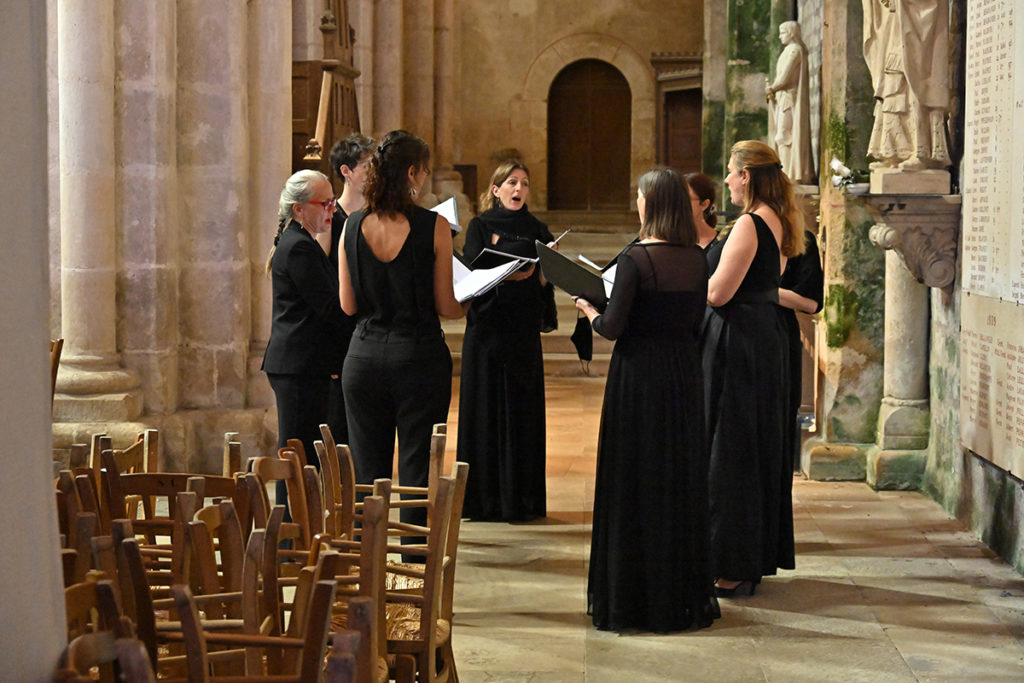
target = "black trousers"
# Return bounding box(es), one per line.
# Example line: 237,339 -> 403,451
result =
266,373 -> 329,515
342,332 -> 452,540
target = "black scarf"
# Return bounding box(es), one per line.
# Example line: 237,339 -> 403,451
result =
473,205 -> 550,257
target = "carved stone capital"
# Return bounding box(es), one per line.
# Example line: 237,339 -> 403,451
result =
861,194 -> 962,295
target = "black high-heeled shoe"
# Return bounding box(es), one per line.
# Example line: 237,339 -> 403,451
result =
714,579 -> 757,597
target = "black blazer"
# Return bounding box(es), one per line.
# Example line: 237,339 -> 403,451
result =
262,221 -> 352,375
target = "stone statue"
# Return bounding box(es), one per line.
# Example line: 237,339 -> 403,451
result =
766,21 -> 816,185
862,0 -> 950,171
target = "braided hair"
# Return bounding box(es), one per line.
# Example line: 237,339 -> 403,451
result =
265,169 -> 328,274
364,130 -> 430,216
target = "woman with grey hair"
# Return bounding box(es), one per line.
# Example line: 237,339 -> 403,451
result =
262,169 -> 348,515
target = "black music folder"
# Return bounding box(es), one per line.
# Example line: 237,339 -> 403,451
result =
535,241 -> 608,311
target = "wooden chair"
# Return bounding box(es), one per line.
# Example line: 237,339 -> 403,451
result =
169,578 -> 336,681
383,475 -> 457,683
50,337 -> 63,406
251,450 -> 313,552
55,631 -> 156,683
326,494 -> 392,683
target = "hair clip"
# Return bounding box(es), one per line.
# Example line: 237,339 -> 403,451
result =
776,163 -> 783,170
377,141 -> 392,155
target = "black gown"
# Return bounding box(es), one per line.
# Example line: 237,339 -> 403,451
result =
701,214 -> 795,582
588,242 -> 720,632
778,230 -> 824,469
457,206 -> 554,521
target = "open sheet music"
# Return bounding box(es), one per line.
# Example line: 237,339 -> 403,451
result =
431,197 -> 462,233
452,255 -> 527,303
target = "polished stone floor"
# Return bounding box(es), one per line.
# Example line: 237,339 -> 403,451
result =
441,377 -> 1024,682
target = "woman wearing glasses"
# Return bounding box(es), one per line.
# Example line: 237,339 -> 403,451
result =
262,169 -> 348,515
338,130 -> 466,542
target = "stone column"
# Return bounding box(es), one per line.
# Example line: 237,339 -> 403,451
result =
0,4 -> 67,676
176,0 -> 250,410
56,0 -> 142,423
349,0 -> 375,132
430,0 -> 469,221
800,0 -> 885,481
114,0 -> 179,416
864,194 -> 961,489
248,0 -> 292,409
403,0 -> 434,143
372,0 -> 404,133
723,0 -> 770,156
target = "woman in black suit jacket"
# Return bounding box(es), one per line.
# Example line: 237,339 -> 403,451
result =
262,169 -> 350,511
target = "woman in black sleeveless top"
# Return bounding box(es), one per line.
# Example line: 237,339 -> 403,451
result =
701,140 -> 806,597
337,130 -> 466,538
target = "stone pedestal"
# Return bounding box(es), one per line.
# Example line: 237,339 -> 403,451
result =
863,192 -> 961,489
870,168 -> 951,195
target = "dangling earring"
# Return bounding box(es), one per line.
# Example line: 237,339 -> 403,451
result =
410,186 -> 418,199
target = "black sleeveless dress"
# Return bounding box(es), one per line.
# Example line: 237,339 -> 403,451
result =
588,243 -> 720,632
701,214 -> 795,582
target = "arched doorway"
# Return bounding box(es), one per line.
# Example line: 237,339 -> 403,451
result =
547,59 -> 631,211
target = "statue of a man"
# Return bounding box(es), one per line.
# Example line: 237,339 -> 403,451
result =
862,0 -> 950,170
766,21 -> 816,185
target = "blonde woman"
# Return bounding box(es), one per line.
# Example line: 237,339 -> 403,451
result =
701,140 -> 805,597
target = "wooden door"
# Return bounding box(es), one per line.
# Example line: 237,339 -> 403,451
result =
547,60 -> 631,210
663,88 -> 703,174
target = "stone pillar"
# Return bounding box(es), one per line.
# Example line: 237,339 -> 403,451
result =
176,0 -> 250,410
248,0 -> 292,409
0,4 -> 67,677
114,0 -> 179,415
723,0 -> 770,155
801,0 -> 884,481
55,0 -> 143,423
430,0 -> 470,222
403,0 -> 434,142
349,0 -> 375,132
702,0 -> 728,181
863,193 -> 961,489
372,0 -> 404,133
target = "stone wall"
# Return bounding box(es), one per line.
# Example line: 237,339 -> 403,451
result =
452,0 -> 703,208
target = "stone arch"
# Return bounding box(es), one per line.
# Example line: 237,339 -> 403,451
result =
512,33 -> 656,210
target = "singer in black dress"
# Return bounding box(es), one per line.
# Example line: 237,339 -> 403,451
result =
702,141 -> 806,597
458,160 -> 555,522
576,168 -> 719,632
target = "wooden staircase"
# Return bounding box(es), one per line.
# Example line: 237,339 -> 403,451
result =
445,227 -> 638,378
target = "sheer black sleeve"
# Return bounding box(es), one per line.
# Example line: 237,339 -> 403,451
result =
592,253 -> 639,341
781,230 -> 824,313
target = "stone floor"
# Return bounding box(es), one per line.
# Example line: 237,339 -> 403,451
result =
442,377 -> 1024,682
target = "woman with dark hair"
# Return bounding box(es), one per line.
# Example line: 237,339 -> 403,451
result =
458,159 -> 555,522
316,133 -> 375,448
263,169 -> 349,513
338,130 -> 466,537
575,167 -> 719,633
684,172 -> 720,249
702,140 -> 806,597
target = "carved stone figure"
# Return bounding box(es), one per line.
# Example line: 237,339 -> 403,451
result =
766,21 -> 816,184
862,0 -> 950,171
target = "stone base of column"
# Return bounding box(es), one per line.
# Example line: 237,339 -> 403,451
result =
800,437 -> 869,481
54,358 -> 143,422
865,446 -> 925,491
52,406 -> 277,474
877,396 -> 929,450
